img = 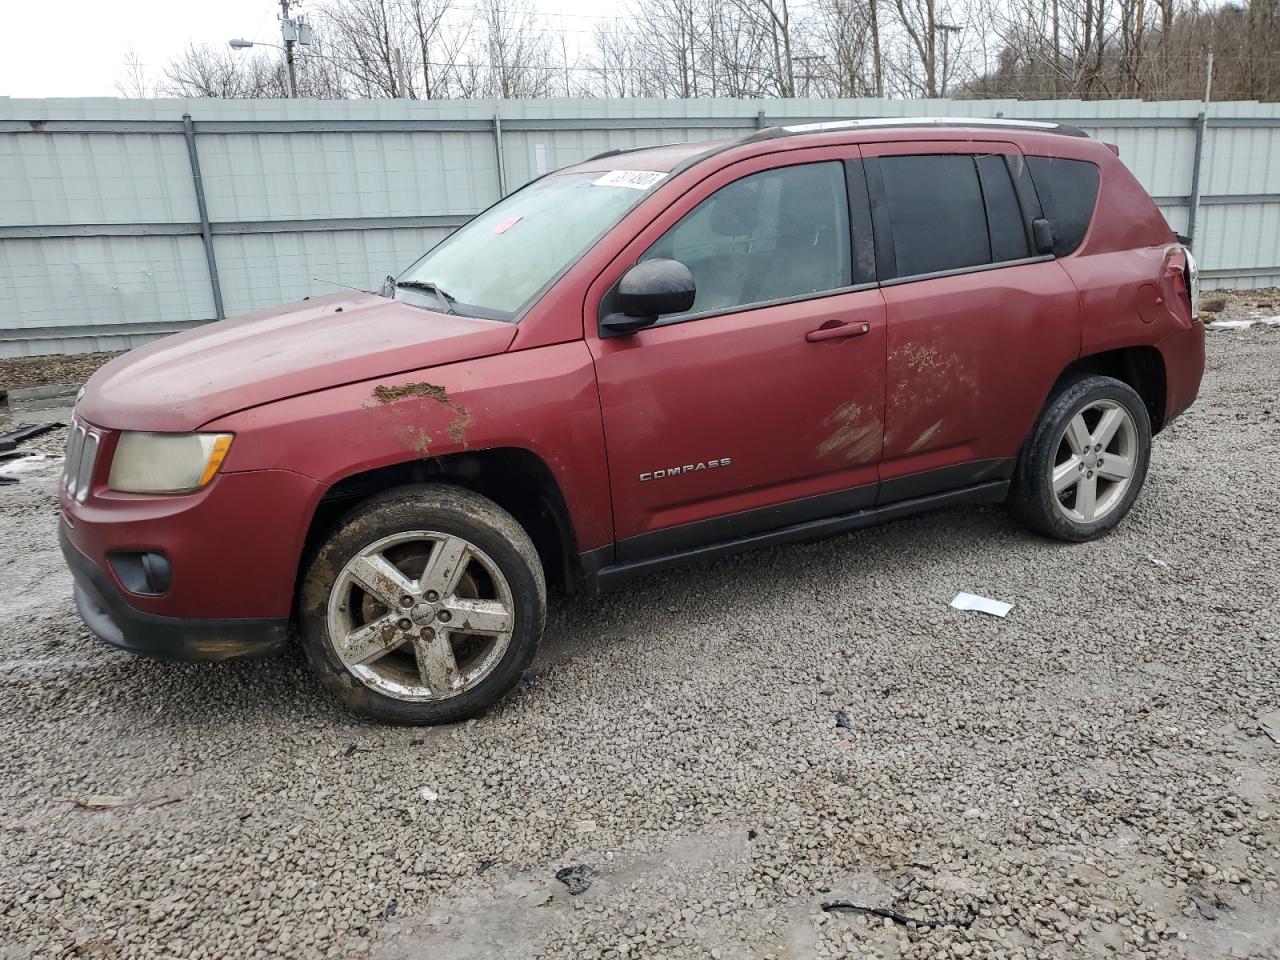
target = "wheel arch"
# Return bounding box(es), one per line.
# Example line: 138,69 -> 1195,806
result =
298,448 -> 582,599
1049,345 -> 1167,434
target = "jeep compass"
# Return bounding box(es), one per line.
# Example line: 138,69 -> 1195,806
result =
60,118 -> 1205,724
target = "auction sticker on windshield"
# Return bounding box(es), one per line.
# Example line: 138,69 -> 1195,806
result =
592,170 -> 668,190
490,215 -> 523,236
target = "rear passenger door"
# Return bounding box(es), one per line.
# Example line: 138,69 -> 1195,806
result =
861,141 -> 1081,501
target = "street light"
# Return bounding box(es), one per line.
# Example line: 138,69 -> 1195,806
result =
228,38 -> 296,98
228,3 -> 312,99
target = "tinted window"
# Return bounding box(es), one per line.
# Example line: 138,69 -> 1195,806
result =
644,161 -> 852,316
879,155 -> 990,277
1027,157 -> 1100,256
976,154 -> 1031,262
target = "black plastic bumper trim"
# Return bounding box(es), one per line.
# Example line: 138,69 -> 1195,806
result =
59,523 -> 289,662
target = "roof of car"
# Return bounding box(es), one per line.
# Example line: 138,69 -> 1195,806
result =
566,117 -> 1092,176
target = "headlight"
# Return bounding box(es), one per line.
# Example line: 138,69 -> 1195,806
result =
107,432 -> 233,494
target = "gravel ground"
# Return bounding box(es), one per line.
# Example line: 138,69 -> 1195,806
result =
0,352 -> 123,395
1,321 -> 1278,960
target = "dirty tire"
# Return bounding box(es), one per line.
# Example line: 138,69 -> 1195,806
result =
299,484 -> 545,725
1010,375 -> 1152,542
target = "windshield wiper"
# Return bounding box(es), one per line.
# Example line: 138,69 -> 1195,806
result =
395,279 -> 456,315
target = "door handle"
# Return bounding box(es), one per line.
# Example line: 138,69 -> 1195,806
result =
805,320 -> 871,343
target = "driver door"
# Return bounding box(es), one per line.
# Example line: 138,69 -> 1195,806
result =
586,148 -> 888,563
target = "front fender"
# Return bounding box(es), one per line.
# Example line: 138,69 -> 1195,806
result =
205,342 -> 613,553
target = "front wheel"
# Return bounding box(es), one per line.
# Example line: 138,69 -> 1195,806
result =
1010,375 -> 1152,542
299,484 -> 546,725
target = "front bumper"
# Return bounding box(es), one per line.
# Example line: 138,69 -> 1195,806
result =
60,523 -> 288,661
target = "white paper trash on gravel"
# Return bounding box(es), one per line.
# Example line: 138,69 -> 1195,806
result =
0,455 -> 48,477
950,592 -> 1013,618
1205,317 -> 1280,331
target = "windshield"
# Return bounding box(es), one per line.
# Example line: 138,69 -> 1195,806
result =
396,170 -> 667,320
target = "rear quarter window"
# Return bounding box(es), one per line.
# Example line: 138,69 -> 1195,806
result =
1027,157 -> 1100,256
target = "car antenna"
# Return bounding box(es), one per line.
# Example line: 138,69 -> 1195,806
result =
311,277 -> 371,294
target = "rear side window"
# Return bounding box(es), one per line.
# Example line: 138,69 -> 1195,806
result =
878,155 -> 990,276
1026,157 -> 1100,256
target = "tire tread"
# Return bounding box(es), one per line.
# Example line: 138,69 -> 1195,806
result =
298,484 -> 545,725
1010,375 -> 1152,542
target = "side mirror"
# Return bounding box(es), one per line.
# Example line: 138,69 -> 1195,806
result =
601,259 -> 696,334
1032,218 -> 1055,256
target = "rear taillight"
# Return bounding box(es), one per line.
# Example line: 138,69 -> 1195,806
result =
1161,244 -> 1198,327
1183,246 -> 1200,315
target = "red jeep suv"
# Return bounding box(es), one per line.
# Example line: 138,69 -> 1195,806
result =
60,118 -> 1204,724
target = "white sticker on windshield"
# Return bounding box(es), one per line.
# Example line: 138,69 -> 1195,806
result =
592,170 -> 668,190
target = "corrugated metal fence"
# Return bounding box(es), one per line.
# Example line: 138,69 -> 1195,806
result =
2,96 -> 1279,356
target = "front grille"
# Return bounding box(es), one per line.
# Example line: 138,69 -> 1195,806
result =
63,419 -> 100,502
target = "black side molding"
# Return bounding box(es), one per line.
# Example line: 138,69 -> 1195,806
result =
586,479 -> 1010,592
878,457 -> 1014,504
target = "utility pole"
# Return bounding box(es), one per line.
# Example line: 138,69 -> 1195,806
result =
935,23 -> 962,97
395,47 -> 408,98
281,0 -> 298,98
1187,47 -> 1213,254
794,54 -> 822,97
228,4 -> 310,96
870,0 -> 880,98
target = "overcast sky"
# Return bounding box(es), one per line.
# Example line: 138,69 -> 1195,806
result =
0,0 -> 620,99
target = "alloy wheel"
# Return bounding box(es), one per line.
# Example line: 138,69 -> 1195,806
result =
326,531 -> 515,701
1049,399 -> 1139,524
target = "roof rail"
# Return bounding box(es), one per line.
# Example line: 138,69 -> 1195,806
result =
585,140 -> 694,163
585,147 -> 631,162
744,116 -> 1091,143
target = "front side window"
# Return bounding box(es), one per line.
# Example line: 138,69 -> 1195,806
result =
397,171 -> 659,320
642,161 -> 853,318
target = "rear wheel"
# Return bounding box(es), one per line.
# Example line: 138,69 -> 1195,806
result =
1010,375 -> 1152,542
299,485 -> 545,724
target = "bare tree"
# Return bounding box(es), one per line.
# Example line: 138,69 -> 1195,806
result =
706,3 -> 776,96
730,0 -> 799,95
159,41 -> 347,99
589,21 -> 641,97
160,45 -> 276,98
151,0 -> 1280,102
404,0 -> 455,98
477,0 -> 559,97
885,0 -> 973,96
115,48 -> 154,98
629,0 -> 706,97
320,0 -> 406,97
809,0 -> 878,95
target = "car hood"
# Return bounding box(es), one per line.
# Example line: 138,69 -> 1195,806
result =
78,293 -> 517,432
